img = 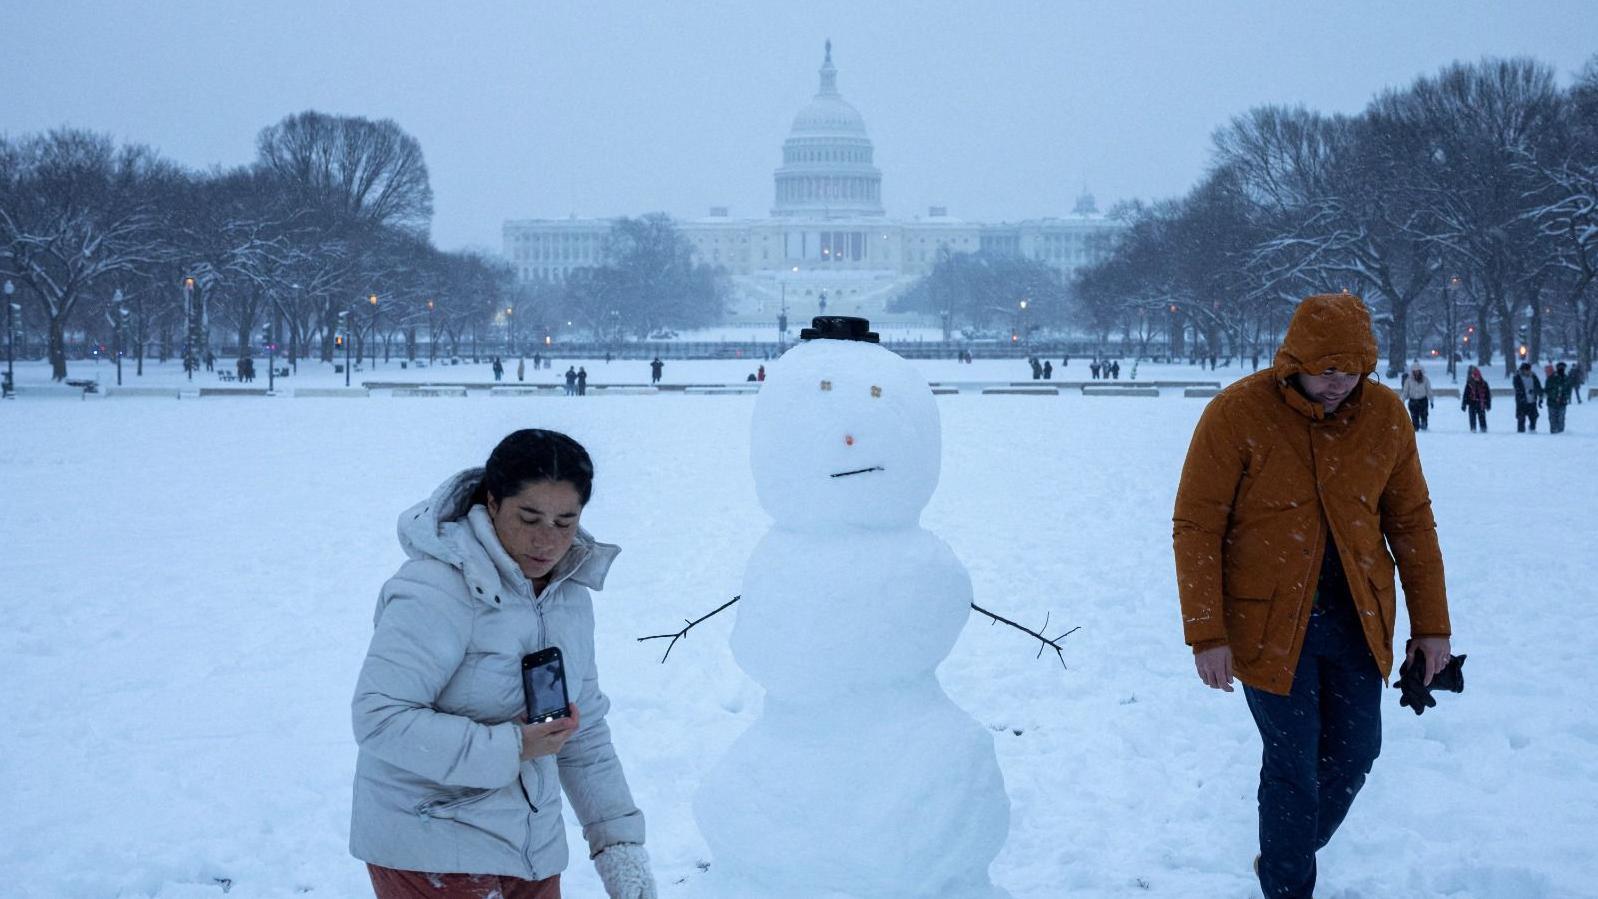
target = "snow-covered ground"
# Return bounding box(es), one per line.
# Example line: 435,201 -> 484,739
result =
2,365 -> 1595,898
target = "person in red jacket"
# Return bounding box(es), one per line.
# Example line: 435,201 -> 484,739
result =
1461,366 -> 1492,433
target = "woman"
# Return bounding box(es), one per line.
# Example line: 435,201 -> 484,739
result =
1462,365 -> 1492,432
351,429 -> 657,898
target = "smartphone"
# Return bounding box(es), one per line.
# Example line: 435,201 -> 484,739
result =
522,647 -> 571,724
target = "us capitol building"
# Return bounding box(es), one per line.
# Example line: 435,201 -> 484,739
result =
503,42 -> 1124,329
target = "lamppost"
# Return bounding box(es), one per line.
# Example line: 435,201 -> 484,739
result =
940,307 -> 952,344
1442,274 -> 1461,382
368,294 -> 380,368
263,321 -> 276,393
1018,298 -> 1029,347
338,310 -> 352,387
4,279 -> 16,398
505,305 -> 515,356
426,299 -> 436,364
818,290 -> 828,317
182,276 -> 198,381
289,282 -> 303,374
113,289 -> 126,387
778,265 -> 799,348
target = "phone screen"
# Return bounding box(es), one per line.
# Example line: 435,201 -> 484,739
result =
522,652 -> 570,723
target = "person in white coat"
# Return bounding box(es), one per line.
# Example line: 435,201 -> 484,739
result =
1399,364 -> 1434,431
350,429 -> 656,899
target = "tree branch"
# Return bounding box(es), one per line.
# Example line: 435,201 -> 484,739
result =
970,603 -> 1080,668
637,595 -> 741,663
639,596 -> 1080,669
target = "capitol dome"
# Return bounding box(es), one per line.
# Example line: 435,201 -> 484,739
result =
773,41 -> 884,218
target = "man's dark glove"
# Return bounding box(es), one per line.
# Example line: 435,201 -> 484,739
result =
1394,651 -> 1466,715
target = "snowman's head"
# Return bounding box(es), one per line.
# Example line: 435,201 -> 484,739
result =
750,335 -> 940,530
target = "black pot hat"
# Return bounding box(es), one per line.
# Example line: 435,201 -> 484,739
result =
800,316 -> 879,343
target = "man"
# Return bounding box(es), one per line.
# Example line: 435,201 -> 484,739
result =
650,356 -> 664,385
1513,362 -> 1543,432
1173,293 -> 1453,899
1544,362 -> 1574,434
1399,363 -> 1434,431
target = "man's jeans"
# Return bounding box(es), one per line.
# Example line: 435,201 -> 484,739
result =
1244,600 -> 1383,899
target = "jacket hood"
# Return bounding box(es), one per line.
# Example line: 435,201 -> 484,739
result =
396,467 -> 619,603
1273,293 -> 1379,381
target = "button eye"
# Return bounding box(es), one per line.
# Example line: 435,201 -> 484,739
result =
820,380 -> 832,392
870,386 -> 882,398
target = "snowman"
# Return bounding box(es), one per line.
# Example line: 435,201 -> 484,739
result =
693,316 -> 1011,898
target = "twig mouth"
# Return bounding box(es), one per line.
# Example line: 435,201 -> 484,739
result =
830,466 -> 885,478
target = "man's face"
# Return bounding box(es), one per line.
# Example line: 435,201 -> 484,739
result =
1297,369 -> 1361,412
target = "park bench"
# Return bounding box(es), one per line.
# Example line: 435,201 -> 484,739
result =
217,371 -> 236,382
64,378 -> 99,395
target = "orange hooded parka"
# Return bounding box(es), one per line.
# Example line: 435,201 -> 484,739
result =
1173,294 -> 1451,694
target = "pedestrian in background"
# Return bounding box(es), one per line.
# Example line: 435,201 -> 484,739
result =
649,357 -> 664,385
1545,362 -> 1574,434
1570,363 -> 1585,404
577,366 -> 588,396
1462,366 -> 1492,433
1399,364 -> 1434,431
1513,363 -> 1543,433
564,366 -> 577,396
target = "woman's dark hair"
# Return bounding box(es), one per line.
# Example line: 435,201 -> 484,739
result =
478,429 -> 594,507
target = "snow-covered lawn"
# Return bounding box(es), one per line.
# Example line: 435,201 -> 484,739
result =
2,378 -> 1594,898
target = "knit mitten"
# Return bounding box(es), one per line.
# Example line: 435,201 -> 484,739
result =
594,843 -> 657,899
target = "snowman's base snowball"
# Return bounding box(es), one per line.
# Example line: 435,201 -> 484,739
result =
693,681 -> 1010,898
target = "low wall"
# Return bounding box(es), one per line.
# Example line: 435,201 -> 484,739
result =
1083,386 -> 1159,397
294,387 -> 369,398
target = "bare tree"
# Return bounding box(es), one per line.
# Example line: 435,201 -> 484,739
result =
1391,58 -> 1567,375
0,130 -> 180,380
256,111 -> 433,236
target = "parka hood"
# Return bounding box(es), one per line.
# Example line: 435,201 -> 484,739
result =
1273,293 -> 1379,381
395,467 -> 619,603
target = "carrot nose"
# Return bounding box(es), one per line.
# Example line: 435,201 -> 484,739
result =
844,434 -> 855,447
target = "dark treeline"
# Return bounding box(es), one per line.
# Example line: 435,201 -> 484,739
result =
1075,55 -> 1598,377
0,112 -> 725,381
892,248 -> 1080,343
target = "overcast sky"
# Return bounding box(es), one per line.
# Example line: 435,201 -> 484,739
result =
5,1 -> 1593,253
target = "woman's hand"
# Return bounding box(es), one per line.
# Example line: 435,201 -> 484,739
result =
519,704 -> 581,760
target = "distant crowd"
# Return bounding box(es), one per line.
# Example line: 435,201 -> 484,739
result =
1401,361 -> 1584,434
